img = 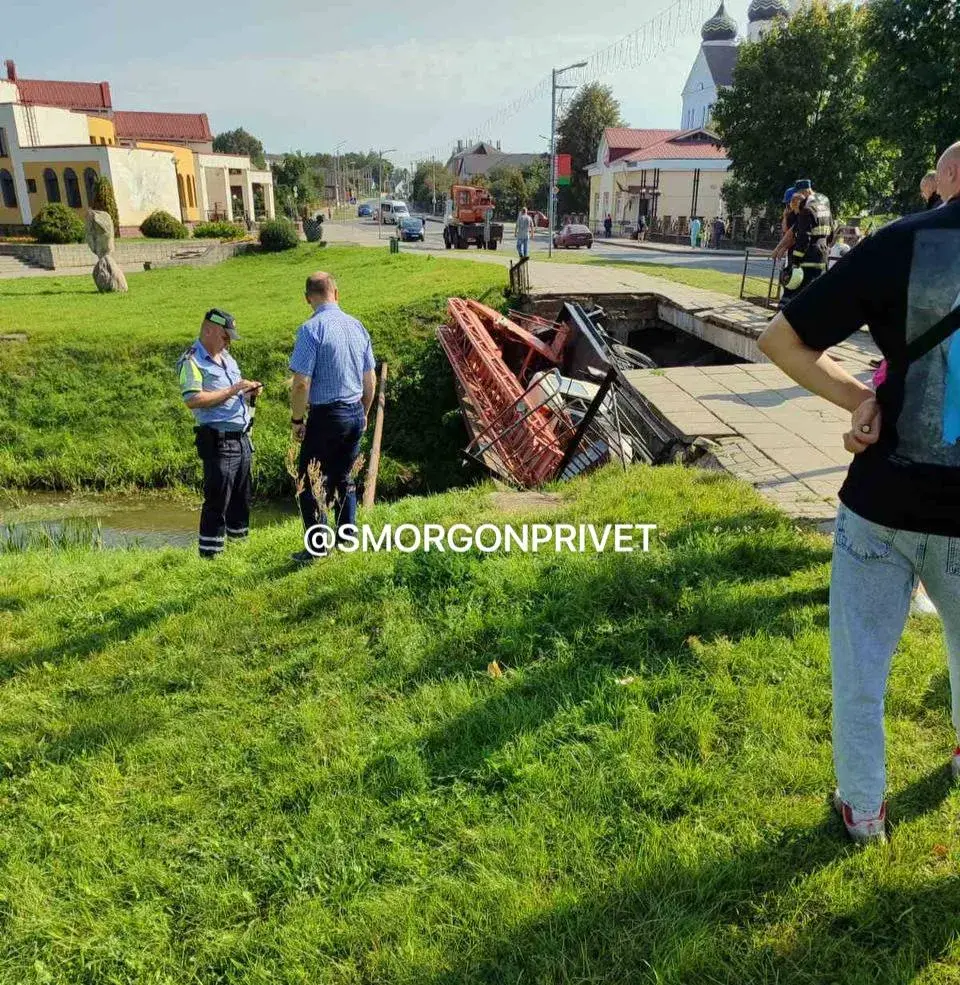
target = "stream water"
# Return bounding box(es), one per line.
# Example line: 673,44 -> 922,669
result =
0,490 -> 297,551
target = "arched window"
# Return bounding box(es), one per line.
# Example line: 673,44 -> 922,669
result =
43,168 -> 61,203
84,168 -> 98,206
64,168 -> 82,208
0,169 -> 16,208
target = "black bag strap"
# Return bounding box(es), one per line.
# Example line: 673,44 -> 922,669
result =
904,305 -> 960,366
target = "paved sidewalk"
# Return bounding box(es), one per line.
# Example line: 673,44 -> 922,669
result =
600,237 -> 752,258
624,351 -> 878,523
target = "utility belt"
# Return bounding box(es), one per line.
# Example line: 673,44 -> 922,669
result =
194,424 -> 251,457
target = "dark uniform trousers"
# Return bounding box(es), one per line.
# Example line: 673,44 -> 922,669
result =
195,426 -> 253,557
297,400 -> 365,538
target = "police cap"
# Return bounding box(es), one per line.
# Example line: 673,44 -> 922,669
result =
783,186 -> 796,204
204,308 -> 239,340
794,179 -> 813,191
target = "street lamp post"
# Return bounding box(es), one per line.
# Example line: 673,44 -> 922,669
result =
378,148 -> 396,239
334,140 -> 345,212
548,61 -> 587,259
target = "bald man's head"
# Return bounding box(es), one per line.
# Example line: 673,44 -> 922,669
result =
936,143 -> 960,203
305,271 -> 338,305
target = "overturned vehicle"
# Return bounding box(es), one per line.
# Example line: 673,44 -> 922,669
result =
437,299 -> 714,488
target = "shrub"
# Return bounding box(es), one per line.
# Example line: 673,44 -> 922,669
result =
30,204 -> 85,244
91,176 -> 120,235
192,220 -> 246,240
140,210 -> 188,239
259,218 -> 299,252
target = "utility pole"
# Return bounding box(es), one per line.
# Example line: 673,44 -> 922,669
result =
548,61 -> 586,259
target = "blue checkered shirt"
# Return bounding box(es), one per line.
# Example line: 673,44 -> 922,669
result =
289,302 -> 375,405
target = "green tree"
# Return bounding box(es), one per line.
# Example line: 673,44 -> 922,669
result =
862,0 -> 960,210
522,157 -> 549,212
212,128 -> 266,169
485,166 -> 529,219
556,83 -> 625,215
271,153 -> 318,217
712,2 -> 880,220
411,160 -> 453,211
91,176 -> 120,235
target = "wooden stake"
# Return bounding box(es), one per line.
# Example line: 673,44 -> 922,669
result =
362,362 -> 388,508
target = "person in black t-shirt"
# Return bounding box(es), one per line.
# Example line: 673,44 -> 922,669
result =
757,142 -> 960,845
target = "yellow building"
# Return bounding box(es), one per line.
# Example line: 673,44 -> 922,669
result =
0,59 -> 276,233
87,115 -> 116,146
136,141 -> 201,222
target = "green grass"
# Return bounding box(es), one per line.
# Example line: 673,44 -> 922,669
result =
0,465 -> 957,982
0,246 -> 504,497
542,254 -> 752,299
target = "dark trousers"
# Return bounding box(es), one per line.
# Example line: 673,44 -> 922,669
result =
196,428 -> 253,557
298,401 -> 365,538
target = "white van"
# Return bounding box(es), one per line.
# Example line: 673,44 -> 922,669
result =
379,200 -> 410,224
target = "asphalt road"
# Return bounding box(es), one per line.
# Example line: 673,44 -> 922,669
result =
350,215 -> 774,279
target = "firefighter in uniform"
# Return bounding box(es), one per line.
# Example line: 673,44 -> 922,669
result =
176,309 -> 262,558
790,178 -> 833,294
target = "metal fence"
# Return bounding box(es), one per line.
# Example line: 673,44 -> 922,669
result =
508,257 -> 530,296
739,249 -> 782,309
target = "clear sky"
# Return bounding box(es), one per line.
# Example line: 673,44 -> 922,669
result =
5,0 -> 751,169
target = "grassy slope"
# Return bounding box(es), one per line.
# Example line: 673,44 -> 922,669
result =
0,246 -> 504,496
0,466 -> 957,983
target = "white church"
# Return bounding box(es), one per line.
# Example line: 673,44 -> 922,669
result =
587,0 -> 815,234
682,0 -> 813,131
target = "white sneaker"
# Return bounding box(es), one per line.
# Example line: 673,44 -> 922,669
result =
911,585 -> 938,617
833,790 -> 887,844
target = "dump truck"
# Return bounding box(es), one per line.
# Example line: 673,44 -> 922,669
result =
442,184 -> 504,250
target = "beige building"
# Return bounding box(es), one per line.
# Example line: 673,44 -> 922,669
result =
0,60 -> 275,234
587,128 -> 730,234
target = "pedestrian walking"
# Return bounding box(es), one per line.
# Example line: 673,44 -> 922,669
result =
689,216 -> 701,249
713,216 -> 725,249
176,309 -> 261,558
757,141 -> 960,844
515,207 -> 535,258
637,214 -> 647,242
289,271 -> 376,563
604,213 -> 613,238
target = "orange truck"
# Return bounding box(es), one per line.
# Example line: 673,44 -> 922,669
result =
442,185 -> 504,250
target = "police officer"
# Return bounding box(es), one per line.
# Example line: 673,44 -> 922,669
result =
176,308 -> 261,558
790,178 -> 833,294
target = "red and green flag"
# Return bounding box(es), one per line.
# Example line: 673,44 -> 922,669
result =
555,154 -> 572,186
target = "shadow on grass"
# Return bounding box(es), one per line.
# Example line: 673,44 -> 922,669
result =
375,513 -> 829,787
421,818 -> 857,984
420,811 -> 960,984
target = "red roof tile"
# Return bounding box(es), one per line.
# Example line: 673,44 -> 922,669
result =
603,128 -> 677,150
114,111 -> 212,143
622,132 -> 728,163
15,78 -> 112,111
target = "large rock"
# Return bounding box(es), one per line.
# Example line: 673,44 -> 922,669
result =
92,254 -> 128,294
86,210 -> 126,292
85,210 -> 115,258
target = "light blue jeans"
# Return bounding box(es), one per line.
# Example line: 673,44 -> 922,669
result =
516,237 -> 530,258
831,503 -> 960,813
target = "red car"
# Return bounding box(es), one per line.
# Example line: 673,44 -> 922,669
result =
553,223 -> 593,249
